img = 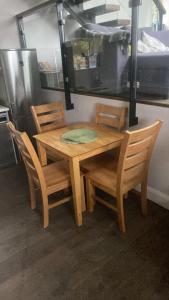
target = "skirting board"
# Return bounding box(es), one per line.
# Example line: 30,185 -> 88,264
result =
135,185 -> 169,211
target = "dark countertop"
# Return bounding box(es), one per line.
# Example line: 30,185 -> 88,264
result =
42,87 -> 169,108
137,98 -> 169,108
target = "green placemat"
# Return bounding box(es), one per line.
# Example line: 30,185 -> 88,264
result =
61,128 -> 97,144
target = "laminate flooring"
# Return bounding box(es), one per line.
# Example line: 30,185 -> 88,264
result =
0,164 -> 169,300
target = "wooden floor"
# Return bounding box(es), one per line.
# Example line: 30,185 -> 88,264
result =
0,164 -> 169,300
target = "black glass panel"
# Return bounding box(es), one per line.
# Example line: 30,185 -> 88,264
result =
64,0 -> 131,98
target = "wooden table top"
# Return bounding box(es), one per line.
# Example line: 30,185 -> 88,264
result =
34,122 -> 124,159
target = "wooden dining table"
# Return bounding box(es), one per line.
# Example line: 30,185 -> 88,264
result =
34,122 -> 124,226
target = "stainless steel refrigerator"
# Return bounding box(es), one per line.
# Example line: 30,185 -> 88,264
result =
0,49 -> 41,136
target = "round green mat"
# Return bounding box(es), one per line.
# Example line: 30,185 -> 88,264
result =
61,128 -> 97,144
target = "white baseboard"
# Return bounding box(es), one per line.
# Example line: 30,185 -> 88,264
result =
147,186 -> 169,210
135,185 -> 169,210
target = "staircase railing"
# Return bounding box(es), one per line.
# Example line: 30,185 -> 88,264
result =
63,0 -> 87,26
153,0 -> 166,14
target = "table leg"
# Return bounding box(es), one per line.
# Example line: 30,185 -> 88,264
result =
69,157 -> 82,226
37,141 -> 47,166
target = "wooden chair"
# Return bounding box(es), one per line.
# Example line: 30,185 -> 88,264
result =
7,122 -> 86,228
81,103 -> 128,172
96,103 -> 127,130
31,102 -> 65,133
86,120 -> 162,233
31,102 -> 65,162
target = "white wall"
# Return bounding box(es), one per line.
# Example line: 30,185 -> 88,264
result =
139,0 -> 153,28
0,0 -> 169,210
163,0 -> 169,27
0,0 -> 47,49
23,7 -> 62,70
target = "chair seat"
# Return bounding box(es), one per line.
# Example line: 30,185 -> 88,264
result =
81,152 -> 116,173
43,161 -> 71,194
87,165 -> 117,196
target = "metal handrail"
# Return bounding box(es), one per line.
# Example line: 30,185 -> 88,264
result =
63,0 -> 87,27
153,0 -> 167,14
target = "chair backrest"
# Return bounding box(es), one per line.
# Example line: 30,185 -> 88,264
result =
96,103 -> 127,131
117,120 -> 163,193
31,102 -> 65,133
7,122 -> 46,190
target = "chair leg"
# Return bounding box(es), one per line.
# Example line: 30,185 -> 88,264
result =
27,172 -> 36,210
86,178 -> 95,213
81,176 -> 86,212
117,193 -> 126,233
41,192 -> 49,229
141,180 -> 148,216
